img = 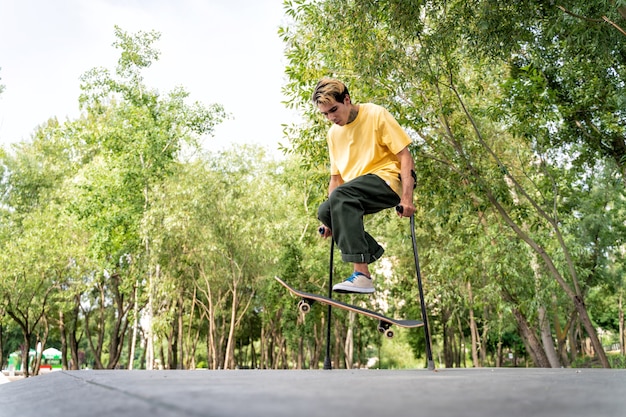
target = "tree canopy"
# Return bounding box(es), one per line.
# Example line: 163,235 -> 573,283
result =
1,3 -> 625,374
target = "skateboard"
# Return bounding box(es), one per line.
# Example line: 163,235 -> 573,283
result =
274,276 -> 423,339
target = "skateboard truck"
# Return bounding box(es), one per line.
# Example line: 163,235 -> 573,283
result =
377,321 -> 394,339
297,298 -> 315,314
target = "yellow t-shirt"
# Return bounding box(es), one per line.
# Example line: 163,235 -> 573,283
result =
328,103 -> 411,196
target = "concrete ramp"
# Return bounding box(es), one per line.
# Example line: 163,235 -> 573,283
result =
0,368 -> 625,417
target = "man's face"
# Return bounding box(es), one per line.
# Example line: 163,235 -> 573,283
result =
317,96 -> 351,126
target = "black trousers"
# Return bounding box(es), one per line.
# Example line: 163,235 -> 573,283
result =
317,174 -> 400,264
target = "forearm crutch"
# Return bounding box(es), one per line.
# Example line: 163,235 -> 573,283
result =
409,214 -> 435,370
397,205 -> 435,370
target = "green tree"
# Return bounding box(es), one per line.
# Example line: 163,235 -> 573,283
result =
280,0 -> 622,368
0,120 -> 85,376
64,26 -> 226,369
0,26 -> 227,372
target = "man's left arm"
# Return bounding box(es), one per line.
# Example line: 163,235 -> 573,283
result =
396,146 -> 416,217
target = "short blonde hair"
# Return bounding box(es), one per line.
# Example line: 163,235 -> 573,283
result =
312,78 -> 350,105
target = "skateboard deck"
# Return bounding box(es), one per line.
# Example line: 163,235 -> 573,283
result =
274,276 -> 423,338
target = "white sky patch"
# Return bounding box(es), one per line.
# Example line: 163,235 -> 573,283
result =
0,0 -> 295,156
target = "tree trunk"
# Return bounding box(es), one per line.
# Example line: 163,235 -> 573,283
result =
344,310 -> 355,369
529,249 -> 560,367
553,301 -> 573,367
569,319 -> 580,363
510,307 -> 551,367
139,330 -> 147,369
297,332 -> 304,369
21,332 -> 32,378
219,320 -> 227,368
145,263 -> 157,371
538,305 -> 560,367
333,324 -> 342,369
177,294 -> 184,369
0,322 -> 3,372
83,283 -> 105,369
128,281 -> 139,370
250,335 -> 257,369
167,319 -> 176,369
618,290 -> 626,356
442,308 -> 454,368
34,317 -> 49,375
59,311 -> 68,370
200,271 -> 219,370
260,325 -> 267,369
501,288 -> 551,367
312,322 -> 322,369
107,273 -> 127,369
185,287 -> 198,369
467,281 -> 480,367
7,307 -> 42,378
454,319 -> 462,368
224,280 -> 238,370
68,302 -> 81,370
480,305 -> 489,365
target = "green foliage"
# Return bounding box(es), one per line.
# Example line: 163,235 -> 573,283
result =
280,0 -> 625,368
373,329 -> 423,369
607,354 -> 626,369
571,353 -> 626,369
2,1 -> 626,372
0,26 -> 231,371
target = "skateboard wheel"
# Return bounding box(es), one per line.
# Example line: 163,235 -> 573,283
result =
298,300 -> 311,314
378,321 -> 394,338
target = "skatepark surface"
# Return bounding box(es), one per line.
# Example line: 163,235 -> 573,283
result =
1,368 -> 625,417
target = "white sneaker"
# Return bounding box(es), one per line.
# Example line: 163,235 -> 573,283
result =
332,272 -> 375,294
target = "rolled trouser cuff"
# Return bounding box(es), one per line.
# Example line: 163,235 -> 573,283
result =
341,245 -> 384,264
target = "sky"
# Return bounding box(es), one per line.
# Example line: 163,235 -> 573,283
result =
0,0 -> 296,156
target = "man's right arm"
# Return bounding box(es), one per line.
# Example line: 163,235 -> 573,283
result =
320,174 -> 344,238
328,174 -> 344,197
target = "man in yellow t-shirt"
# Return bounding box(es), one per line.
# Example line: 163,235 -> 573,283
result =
313,78 -> 416,294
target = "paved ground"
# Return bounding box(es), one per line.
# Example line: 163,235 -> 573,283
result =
0,368 -> 625,417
